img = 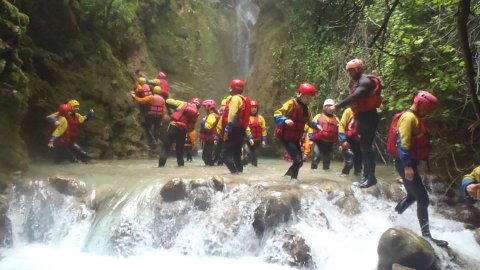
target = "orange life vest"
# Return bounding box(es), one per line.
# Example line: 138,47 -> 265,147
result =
149,95 -> 165,116
221,95 -> 251,129
312,114 -> 338,143
350,75 -> 382,113
170,102 -> 199,132
275,99 -> 308,142
386,111 -> 431,160
136,84 -> 152,98
249,115 -> 262,141
200,113 -> 220,142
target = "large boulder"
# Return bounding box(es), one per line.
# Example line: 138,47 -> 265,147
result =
378,181 -> 406,202
377,227 -> 436,270
252,189 -> 301,237
160,178 -> 188,202
334,194 -> 360,216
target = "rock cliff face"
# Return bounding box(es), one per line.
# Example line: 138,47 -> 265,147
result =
0,0 -> 235,181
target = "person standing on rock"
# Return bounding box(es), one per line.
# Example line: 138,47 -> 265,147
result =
308,98 -> 339,171
461,165 -> 480,204
243,100 -> 267,167
274,83 -> 316,181
221,79 -> 252,174
159,97 -> 201,167
47,104 -> 75,163
386,90 -> 448,247
332,59 -> 382,188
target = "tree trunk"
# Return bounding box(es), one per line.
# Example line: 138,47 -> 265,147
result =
457,0 -> 480,119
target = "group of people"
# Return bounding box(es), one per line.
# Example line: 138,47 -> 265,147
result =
47,99 -> 94,163
129,73 -> 267,172
47,61 -> 480,248
274,58 -> 451,247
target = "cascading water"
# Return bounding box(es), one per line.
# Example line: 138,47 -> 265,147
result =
232,0 -> 260,80
0,159 -> 479,270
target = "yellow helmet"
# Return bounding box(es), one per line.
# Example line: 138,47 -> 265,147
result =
68,99 -> 80,107
152,78 -> 161,85
137,77 -> 147,84
153,86 -> 162,95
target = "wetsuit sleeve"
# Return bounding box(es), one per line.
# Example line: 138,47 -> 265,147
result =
166,98 -> 184,115
74,112 -> 87,124
273,99 -> 294,126
311,114 -> 321,129
246,126 -> 252,140
204,114 -> 218,130
461,166 -> 480,203
50,117 -> 68,142
133,95 -> 153,104
336,76 -> 375,109
260,115 -> 267,141
46,112 -> 59,124
307,126 -> 314,140
397,112 -> 418,166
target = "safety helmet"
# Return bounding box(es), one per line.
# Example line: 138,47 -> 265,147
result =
137,77 -> 147,84
190,97 -> 202,108
58,103 -> 71,115
157,72 -> 167,79
251,100 -> 259,107
151,78 -> 161,85
202,99 -> 216,111
230,79 -> 245,94
323,99 -> 335,107
297,83 -> 317,96
346,59 -> 364,70
68,99 -> 80,107
153,86 -> 162,95
413,90 -> 438,112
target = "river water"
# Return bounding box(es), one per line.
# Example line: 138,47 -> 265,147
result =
0,159 -> 478,269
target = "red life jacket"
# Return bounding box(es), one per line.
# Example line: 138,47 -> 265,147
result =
312,114 -> 338,142
66,113 -> 80,141
275,99 -> 309,142
350,75 -> 382,113
345,117 -> 358,139
249,115 -> 262,141
386,111 -> 431,160
149,95 -> 165,116
200,113 -> 219,142
170,102 -> 199,132
221,95 -> 252,129
160,79 -> 169,94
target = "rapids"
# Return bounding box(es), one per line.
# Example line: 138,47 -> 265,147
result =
0,159 -> 479,270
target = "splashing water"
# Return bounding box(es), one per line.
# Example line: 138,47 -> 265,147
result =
0,159 -> 479,270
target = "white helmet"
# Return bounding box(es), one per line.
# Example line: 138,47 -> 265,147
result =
323,98 -> 335,107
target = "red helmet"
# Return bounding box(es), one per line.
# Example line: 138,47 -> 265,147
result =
346,59 -> 364,70
230,79 -> 245,94
251,100 -> 259,107
157,72 -> 167,79
297,83 -> 316,96
202,99 -> 216,110
58,103 -> 71,115
190,97 -> 202,108
414,91 -> 438,112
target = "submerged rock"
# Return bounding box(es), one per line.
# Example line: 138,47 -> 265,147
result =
0,195 -> 12,247
435,202 -> 480,227
282,230 -> 314,268
160,178 -> 188,202
252,189 -> 301,237
334,194 -> 360,216
377,227 -> 436,270
378,182 -> 406,202
48,176 -> 87,197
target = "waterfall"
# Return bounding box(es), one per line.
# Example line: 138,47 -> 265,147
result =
232,0 -> 260,80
